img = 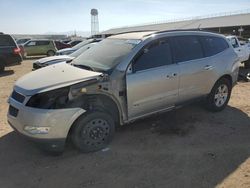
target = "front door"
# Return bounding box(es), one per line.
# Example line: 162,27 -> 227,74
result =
126,38 -> 179,120
24,41 -> 38,56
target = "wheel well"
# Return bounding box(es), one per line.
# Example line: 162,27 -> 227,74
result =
67,94 -> 120,137
218,74 -> 232,86
47,50 -> 55,54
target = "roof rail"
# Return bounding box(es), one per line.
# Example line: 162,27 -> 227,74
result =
110,30 -> 158,36
143,28 -> 219,37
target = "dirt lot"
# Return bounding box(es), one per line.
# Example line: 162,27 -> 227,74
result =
0,59 -> 250,188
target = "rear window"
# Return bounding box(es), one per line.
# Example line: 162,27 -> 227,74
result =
200,36 -> 229,57
171,36 -> 203,63
0,35 -> 15,47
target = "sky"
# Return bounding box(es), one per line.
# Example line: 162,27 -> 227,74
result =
1,0 -> 250,36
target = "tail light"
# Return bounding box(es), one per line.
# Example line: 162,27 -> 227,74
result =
13,47 -> 21,54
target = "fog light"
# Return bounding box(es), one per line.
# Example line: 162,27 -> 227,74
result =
24,126 -> 50,135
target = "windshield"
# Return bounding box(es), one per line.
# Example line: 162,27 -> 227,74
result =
70,43 -> 96,58
72,38 -> 141,72
72,39 -> 93,50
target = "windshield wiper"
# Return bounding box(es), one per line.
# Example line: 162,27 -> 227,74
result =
71,64 -> 94,71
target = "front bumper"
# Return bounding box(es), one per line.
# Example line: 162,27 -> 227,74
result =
7,97 -> 85,151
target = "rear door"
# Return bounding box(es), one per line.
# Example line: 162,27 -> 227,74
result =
174,35 -> 229,103
126,38 -> 179,120
36,41 -> 50,55
171,35 -> 213,102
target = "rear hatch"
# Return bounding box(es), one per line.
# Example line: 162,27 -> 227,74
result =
0,34 -> 22,64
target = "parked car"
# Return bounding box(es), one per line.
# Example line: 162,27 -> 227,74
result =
16,38 -> 31,45
68,40 -> 83,47
18,45 -> 25,59
62,39 -> 71,44
32,43 -> 97,70
56,39 -> 101,55
23,39 -> 57,57
226,36 -> 250,68
0,33 -> 22,72
54,41 -> 71,50
7,30 -> 240,154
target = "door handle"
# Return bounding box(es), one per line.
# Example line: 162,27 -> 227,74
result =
204,65 -> 213,70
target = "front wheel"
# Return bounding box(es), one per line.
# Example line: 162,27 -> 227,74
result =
205,78 -> 232,112
71,111 -> 115,153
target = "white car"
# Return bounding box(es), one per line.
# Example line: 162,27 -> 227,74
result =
32,43 -> 97,70
226,36 -> 250,68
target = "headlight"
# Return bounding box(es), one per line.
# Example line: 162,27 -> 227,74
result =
26,87 -> 69,109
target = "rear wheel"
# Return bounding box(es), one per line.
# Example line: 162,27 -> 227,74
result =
72,111 -> 115,153
205,78 -> 232,112
47,50 -> 55,56
0,61 -> 5,72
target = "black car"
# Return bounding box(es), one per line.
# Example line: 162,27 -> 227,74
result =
0,33 -> 22,72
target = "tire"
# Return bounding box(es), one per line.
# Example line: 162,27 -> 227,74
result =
245,72 -> 250,82
0,62 -> 5,72
71,111 -> 115,153
47,50 -> 55,57
205,78 -> 232,112
244,61 -> 250,69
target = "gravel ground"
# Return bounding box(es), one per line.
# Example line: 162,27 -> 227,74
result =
0,59 -> 249,188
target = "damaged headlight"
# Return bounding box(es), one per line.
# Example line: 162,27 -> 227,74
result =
26,87 -> 69,109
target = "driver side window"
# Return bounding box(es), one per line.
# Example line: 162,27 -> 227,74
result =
132,39 -> 173,72
26,41 -> 36,46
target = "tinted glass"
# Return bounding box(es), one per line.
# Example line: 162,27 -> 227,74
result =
72,40 -> 92,50
0,35 -> 15,46
200,36 -> 229,57
17,39 -> 30,44
72,39 -> 140,71
172,36 -> 203,63
70,43 -> 96,58
133,39 -> 172,72
37,41 -> 50,45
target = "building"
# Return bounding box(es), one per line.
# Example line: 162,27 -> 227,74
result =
101,10 -> 250,38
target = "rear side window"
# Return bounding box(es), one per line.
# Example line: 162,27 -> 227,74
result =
133,39 -> 173,72
200,36 -> 229,57
37,41 -> 50,45
171,36 -> 203,63
0,35 -> 15,47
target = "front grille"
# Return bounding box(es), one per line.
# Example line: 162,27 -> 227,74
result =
11,90 -> 25,103
9,105 -> 19,117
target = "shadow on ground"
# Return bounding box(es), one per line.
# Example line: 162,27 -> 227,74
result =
0,70 -> 14,77
0,104 -> 249,188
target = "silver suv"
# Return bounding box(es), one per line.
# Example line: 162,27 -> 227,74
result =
7,31 -> 240,153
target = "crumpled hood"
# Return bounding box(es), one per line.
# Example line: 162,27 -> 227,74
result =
15,63 -> 102,96
36,55 -> 74,64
